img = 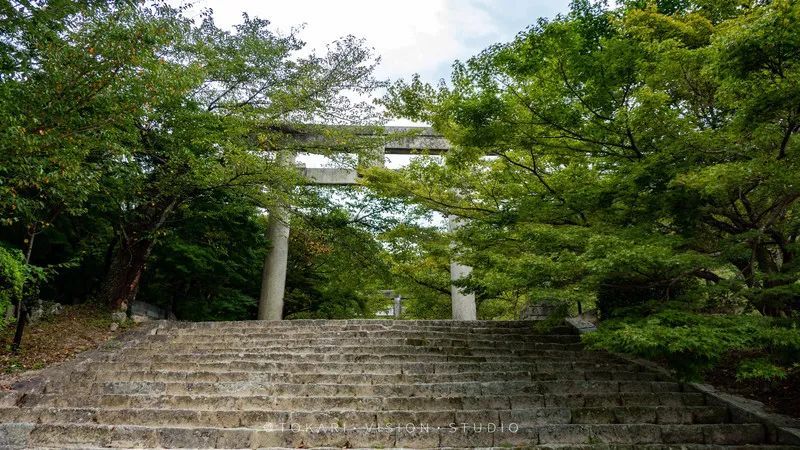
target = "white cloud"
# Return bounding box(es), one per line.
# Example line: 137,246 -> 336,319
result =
186,0 -> 569,84
180,0 -> 569,131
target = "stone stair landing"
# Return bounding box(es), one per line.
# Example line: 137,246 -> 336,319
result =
0,319 -> 798,449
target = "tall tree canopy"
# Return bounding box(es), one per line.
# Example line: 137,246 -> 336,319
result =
374,0 -> 800,317
0,0 -> 386,316
368,0 -> 800,376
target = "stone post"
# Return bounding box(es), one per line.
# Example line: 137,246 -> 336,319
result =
393,295 -> 402,319
448,215 -> 477,320
258,151 -> 295,320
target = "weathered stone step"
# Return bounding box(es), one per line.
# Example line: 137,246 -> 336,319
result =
160,319 -> 548,330
69,368 -> 665,384
142,338 -> 584,352
19,391 -> 709,411
146,333 -> 580,348
103,351 -> 612,364
154,332 -> 581,343
134,344 -> 586,356
159,320 -> 575,334
0,405 -> 731,429
115,347 -> 595,360
0,422 -> 769,448
155,329 -> 580,341
83,360 -> 641,375
49,380 -> 682,397
155,329 -> 576,338
3,319 -> 788,448
17,446 -> 800,450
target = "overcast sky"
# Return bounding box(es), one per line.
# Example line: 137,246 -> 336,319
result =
189,0 -> 571,88
186,0 -> 572,166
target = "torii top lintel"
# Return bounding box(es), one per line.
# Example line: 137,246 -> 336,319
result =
299,126 -> 450,186
380,126 -> 450,155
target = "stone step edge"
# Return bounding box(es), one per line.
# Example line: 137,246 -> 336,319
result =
157,324 -> 568,328
0,406 -> 733,429
152,335 -> 579,342
155,326 -> 558,334
74,368 -> 653,377
159,319 -> 542,327
134,345 -> 584,352
17,391 -> 707,407
139,340 -> 584,346
20,446 -> 800,450
21,444 -> 796,450
158,330 -> 575,335
0,405 -> 725,415
58,380 -> 685,389
0,421 -> 774,447
101,352 -> 609,359
564,316 -> 800,446
87,361 -> 640,370
74,362 -> 641,370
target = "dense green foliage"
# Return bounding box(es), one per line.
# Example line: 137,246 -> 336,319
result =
378,222 -> 452,319
135,192 -> 267,321
583,310 -> 800,379
0,0 -> 392,324
285,190 -> 441,319
0,244 -> 25,323
369,0 -> 800,377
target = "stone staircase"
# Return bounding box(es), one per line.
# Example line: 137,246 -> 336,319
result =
0,319 -> 797,449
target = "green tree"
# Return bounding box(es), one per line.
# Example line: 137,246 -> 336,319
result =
1,1 -> 386,313
0,0 -> 171,263
280,189 -> 418,319
95,8 -> 386,311
372,0 -> 800,319
377,222 -> 452,319
135,190 -> 267,321
0,244 -> 25,322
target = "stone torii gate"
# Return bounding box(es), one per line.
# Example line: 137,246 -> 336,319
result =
258,126 -> 477,321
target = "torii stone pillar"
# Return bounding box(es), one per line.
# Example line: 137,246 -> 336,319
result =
258,151 -> 295,320
448,215 -> 477,320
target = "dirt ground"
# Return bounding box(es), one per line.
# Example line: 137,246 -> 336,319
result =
0,303 -> 130,384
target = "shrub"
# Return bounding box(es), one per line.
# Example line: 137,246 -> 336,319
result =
735,359 -> 789,382
582,309 -> 800,380
0,243 -> 26,325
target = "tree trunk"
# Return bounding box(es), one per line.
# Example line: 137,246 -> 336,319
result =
751,239 -> 798,316
101,237 -> 155,311
10,303 -> 26,354
99,199 -> 177,311
101,233 -> 120,279
11,223 -> 38,353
